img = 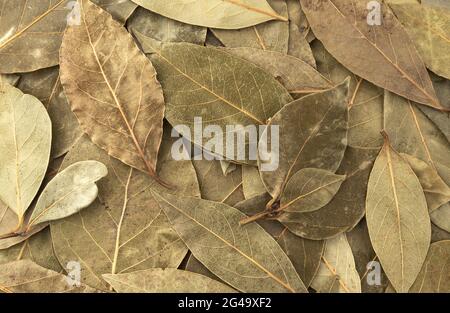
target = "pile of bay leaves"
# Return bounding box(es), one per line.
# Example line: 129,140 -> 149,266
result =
0,0 -> 449,294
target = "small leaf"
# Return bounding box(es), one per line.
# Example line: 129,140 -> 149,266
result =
103,268 -> 236,293
410,240 -> 450,293
311,234 -> 361,293
28,161 -> 108,227
281,168 -> 345,213
152,191 -> 308,293
366,133 -> 431,293
0,260 -> 95,293
130,0 -> 288,29
0,83 -> 51,225
401,153 -> 450,212
60,0 -> 165,181
431,204 -> 450,233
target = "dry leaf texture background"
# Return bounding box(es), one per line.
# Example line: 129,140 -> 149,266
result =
0,0 -> 449,294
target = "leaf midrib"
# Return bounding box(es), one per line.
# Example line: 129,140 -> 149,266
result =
157,194 -> 298,293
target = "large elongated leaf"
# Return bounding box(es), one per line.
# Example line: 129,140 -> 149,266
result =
0,260 -> 95,293
224,47 -> 332,96
152,192 -> 308,293
409,240 -> 449,293
28,161 -> 108,227
139,38 -> 293,163
387,0 -> 450,80
384,91 -> 450,186
301,0 -> 441,109
130,0 -> 287,29
366,133 -> 431,293
281,168 -> 345,213
0,83 -> 51,225
103,268 -> 236,293
311,234 -> 361,293
51,129 -> 200,290
60,0 -> 165,181
259,79 -> 349,199
212,0 -> 289,53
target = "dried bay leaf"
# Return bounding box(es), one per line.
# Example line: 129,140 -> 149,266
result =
0,228 -> 62,273
0,83 -> 51,227
92,0 -> 137,24
51,129 -> 200,290
430,204 -> 450,233
212,0 -> 289,53
193,158 -> 244,206
287,23 -> 316,68
418,73 -> 450,143
140,38 -> 293,163
185,254 -> 220,282
0,74 -> 20,86
242,165 -> 267,199
130,0 -> 287,29
387,0 -> 450,80
103,268 -> 236,293
286,0 -> 310,40
128,7 -> 206,46
224,47 -> 332,96
432,224 -> 450,242
0,260 -> 94,293
278,147 -> 378,240
220,160 -> 237,177
152,192 -> 308,293
311,234 -> 361,293
18,67 -> 83,158
28,161 -> 108,227
409,240 -> 450,293
259,79 -> 349,199
384,91 -> 450,186
60,0 -> 165,182
401,153 -> 450,212
301,0 -> 442,109
280,168 -> 345,213
366,133 -> 431,293
236,194 -> 324,287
